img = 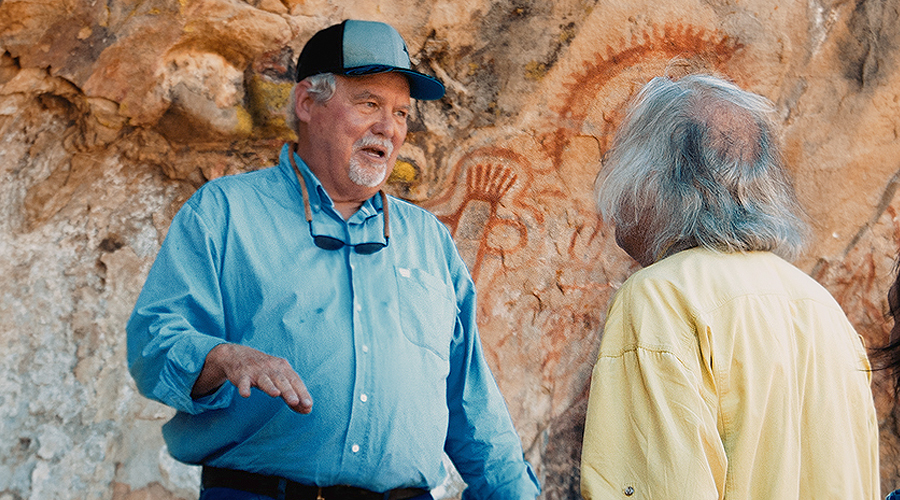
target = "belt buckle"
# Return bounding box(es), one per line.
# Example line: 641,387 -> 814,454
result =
317,486 -> 324,500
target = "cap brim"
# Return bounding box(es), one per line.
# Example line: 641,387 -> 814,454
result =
396,69 -> 445,101
339,65 -> 445,101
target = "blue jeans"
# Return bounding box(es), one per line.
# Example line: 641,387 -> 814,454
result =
198,487 -> 434,500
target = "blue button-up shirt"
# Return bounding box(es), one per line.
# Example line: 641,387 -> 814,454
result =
127,144 -> 540,498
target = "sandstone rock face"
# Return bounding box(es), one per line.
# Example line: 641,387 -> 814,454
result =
1,0 -> 899,498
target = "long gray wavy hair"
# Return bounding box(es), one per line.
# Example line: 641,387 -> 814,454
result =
595,73 -> 809,263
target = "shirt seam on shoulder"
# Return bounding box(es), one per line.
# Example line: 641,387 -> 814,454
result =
598,344 -> 691,369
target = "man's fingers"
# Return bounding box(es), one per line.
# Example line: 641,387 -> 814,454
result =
237,375 -> 253,398
222,347 -> 312,412
273,374 -> 298,405
274,372 -> 313,413
289,376 -> 313,414
256,374 -> 282,398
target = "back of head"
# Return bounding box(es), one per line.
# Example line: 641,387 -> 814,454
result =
596,73 -> 809,262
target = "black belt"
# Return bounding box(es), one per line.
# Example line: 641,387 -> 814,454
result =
201,466 -> 430,500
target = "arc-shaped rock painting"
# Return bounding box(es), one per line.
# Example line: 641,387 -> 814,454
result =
427,23 -> 741,288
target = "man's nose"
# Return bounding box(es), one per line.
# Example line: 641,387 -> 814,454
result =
371,109 -> 405,138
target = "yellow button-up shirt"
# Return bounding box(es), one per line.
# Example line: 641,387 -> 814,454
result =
582,248 -> 879,499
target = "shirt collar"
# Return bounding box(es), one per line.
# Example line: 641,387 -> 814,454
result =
278,143 -> 384,222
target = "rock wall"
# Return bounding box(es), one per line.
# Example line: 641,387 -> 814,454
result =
1,0 -> 899,499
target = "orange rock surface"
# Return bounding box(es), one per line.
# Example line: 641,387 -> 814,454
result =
1,0 -> 899,498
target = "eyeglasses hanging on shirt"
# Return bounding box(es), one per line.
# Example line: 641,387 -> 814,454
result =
288,143 -> 390,255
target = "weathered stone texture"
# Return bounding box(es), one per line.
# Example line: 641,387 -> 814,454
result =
1,0 -> 899,498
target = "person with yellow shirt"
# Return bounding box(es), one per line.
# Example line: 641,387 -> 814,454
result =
581,73 -> 879,499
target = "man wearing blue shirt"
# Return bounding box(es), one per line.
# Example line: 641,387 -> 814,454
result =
126,19 -> 540,500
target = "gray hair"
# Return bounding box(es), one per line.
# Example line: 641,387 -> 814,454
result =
305,73 -> 337,103
287,73 -> 337,133
595,74 -> 809,262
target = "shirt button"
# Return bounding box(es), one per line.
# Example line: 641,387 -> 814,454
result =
362,345 -> 369,353
351,444 -> 360,453
360,394 -> 368,402
355,302 -> 361,312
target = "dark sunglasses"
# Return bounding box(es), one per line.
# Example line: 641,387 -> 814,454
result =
289,144 -> 390,254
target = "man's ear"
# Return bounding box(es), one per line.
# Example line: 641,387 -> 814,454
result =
294,80 -> 315,124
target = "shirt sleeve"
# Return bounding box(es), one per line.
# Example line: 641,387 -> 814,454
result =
126,195 -> 232,414
443,257 -> 541,500
581,283 -> 725,500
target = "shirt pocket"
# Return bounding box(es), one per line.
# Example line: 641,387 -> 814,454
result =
394,266 -> 456,361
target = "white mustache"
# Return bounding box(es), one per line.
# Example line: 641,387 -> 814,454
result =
353,135 -> 394,158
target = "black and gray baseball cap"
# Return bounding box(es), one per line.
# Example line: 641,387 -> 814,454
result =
296,20 -> 445,101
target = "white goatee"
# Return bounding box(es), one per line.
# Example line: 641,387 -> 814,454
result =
349,136 -> 394,187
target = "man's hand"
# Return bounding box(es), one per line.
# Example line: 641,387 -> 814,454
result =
191,343 -> 313,414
